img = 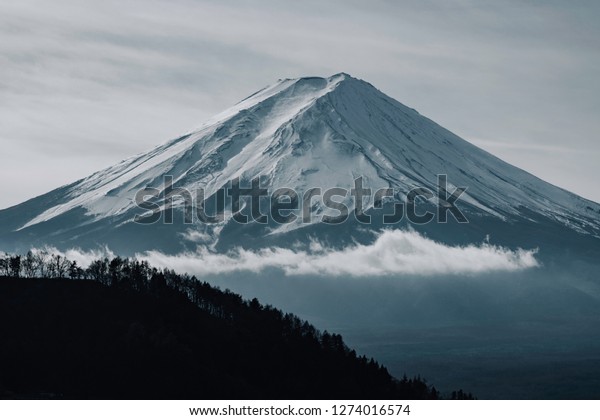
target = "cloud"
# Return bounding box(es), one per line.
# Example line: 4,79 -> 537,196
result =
136,230 -> 539,277
30,245 -> 115,268
179,229 -> 214,244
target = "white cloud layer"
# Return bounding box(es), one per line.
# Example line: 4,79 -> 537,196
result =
30,246 -> 115,268
136,230 -> 539,277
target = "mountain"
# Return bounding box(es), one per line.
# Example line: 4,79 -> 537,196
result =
1,73 -> 599,256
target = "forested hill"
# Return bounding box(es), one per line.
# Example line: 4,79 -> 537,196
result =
0,255 -> 464,399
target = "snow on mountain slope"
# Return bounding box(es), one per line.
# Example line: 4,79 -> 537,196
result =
6,73 -> 600,245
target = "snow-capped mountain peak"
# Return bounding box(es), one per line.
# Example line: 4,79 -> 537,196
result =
1,74 -> 599,253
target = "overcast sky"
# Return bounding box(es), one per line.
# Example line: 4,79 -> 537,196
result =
1,0 -> 599,209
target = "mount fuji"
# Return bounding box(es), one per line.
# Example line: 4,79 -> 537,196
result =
3,73 -> 600,398
1,73 -> 599,258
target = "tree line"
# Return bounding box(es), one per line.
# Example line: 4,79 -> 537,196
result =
0,250 -> 83,279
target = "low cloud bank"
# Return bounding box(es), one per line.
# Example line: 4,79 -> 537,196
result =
28,246 -> 115,268
137,230 -> 539,277
24,230 -> 538,277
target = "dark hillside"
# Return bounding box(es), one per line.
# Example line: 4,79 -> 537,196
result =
0,274 -> 445,399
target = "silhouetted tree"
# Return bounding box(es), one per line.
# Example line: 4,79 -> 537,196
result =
0,254 -> 9,276
69,261 -> 80,279
109,257 -> 124,287
450,389 -> 474,400
9,255 -> 21,278
34,250 -> 50,278
22,251 -> 39,278
87,258 -> 109,284
44,254 -> 70,278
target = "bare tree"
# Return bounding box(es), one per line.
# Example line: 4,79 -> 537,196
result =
22,251 -> 40,278
46,254 -> 57,278
54,254 -> 70,278
68,260 -> 82,279
35,250 -> 50,278
9,255 -> 22,278
0,254 -> 9,276
87,258 -> 109,284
